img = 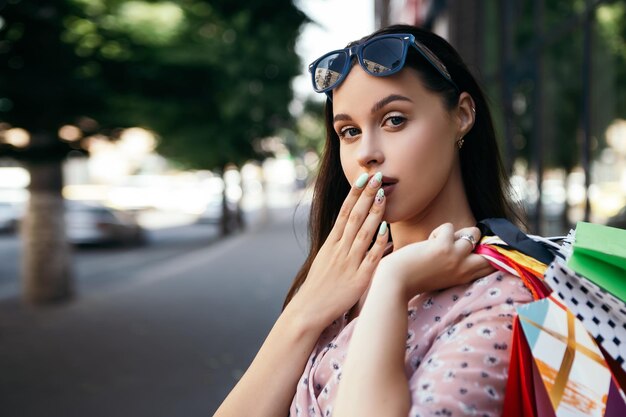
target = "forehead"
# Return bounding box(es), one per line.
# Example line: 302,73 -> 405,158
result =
332,65 -> 438,114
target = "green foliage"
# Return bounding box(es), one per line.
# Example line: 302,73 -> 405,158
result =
283,98 -> 326,156
596,2 -> 626,116
485,0 -> 626,170
0,0 -> 307,169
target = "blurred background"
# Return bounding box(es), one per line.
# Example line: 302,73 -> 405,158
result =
0,0 -> 624,416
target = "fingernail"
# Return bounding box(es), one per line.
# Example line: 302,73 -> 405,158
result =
355,173 -> 369,188
378,221 -> 387,235
369,172 -> 383,188
375,188 -> 385,204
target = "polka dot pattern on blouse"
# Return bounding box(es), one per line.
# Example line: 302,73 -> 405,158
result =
289,271 -> 533,417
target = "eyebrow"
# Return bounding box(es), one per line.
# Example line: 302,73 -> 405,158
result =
333,94 -> 414,123
333,113 -> 352,123
371,94 -> 413,113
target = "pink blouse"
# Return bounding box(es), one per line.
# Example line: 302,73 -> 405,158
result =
289,271 -> 533,417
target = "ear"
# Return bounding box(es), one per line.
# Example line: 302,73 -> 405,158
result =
455,92 -> 476,138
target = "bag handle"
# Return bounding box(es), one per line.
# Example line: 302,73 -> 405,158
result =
478,218 -> 555,265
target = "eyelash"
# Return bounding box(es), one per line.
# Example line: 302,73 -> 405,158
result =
338,127 -> 360,140
384,114 -> 406,127
336,113 -> 408,141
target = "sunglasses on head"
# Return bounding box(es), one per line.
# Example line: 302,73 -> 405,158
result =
308,33 -> 459,95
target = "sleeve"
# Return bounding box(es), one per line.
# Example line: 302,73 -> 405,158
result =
406,274 -> 533,417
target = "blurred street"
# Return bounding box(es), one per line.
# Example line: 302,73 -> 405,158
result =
0,208 -> 270,301
0,203 -> 309,417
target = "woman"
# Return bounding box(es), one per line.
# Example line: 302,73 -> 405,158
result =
214,25 -> 533,417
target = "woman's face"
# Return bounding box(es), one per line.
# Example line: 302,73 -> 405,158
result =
332,64 -> 463,224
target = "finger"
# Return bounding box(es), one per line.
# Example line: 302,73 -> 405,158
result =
454,226 -> 481,253
463,254 -> 496,281
328,172 -> 371,241
453,226 -> 481,241
339,171 -> 384,246
358,220 -> 389,277
347,186 -> 386,260
430,223 -> 454,241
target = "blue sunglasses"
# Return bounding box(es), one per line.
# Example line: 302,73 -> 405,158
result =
308,33 -> 459,95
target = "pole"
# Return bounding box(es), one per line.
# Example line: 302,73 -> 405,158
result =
532,0 -> 544,234
581,0 -> 593,222
499,0 -> 515,175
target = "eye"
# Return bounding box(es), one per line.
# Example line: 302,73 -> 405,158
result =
338,126 -> 361,141
383,114 -> 406,128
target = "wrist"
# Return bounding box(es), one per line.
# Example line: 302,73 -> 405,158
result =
371,262 -> 412,304
281,295 -> 327,338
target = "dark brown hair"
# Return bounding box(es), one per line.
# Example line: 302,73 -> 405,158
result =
283,24 -> 519,310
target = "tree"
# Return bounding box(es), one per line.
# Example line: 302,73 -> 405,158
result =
0,0 -> 306,304
516,0 -> 625,232
482,0 -> 626,232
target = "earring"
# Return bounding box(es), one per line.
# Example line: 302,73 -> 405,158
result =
471,106 -> 476,115
457,136 -> 465,149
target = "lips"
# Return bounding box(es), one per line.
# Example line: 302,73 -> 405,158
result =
381,176 -> 398,185
381,176 -> 398,197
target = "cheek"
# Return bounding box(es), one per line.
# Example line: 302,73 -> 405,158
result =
339,146 -> 358,183
398,122 -> 454,170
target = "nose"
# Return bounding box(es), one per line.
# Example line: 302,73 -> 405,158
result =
356,131 -> 385,169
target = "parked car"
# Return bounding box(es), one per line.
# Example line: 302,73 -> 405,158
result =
65,201 -> 146,246
0,201 -> 23,233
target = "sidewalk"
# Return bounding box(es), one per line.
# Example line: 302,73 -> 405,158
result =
0,204 -> 309,417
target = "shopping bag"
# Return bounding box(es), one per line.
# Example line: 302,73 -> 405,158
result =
566,222 -> 626,302
477,218 -> 556,300
484,219 -> 626,415
479,218 -> 555,265
544,257 -> 626,374
476,235 -> 552,300
502,317 -> 555,417
510,297 -> 626,416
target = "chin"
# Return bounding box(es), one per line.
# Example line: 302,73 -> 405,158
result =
384,200 -> 427,225
382,206 -> 401,224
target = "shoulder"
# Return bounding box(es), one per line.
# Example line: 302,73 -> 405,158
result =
409,270 -> 533,314
406,271 -> 533,340
404,272 -> 532,416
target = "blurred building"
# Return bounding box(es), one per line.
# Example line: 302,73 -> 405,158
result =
376,0 -> 484,79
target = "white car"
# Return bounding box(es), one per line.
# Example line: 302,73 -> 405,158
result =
65,202 -> 146,246
0,201 -> 23,233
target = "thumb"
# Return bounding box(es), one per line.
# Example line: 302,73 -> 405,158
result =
429,223 -> 453,241
464,254 -> 496,281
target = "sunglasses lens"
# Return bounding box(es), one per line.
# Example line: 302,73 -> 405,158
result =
361,37 -> 405,75
313,52 -> 347,91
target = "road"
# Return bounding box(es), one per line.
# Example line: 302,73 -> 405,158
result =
0,207 -> 267,300
0,203 -> 310,417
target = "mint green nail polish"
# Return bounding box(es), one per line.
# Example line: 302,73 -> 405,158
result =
355,173 -> 369,188
369,171 -> 383,188
375,188 -> 385,204
378,221 -> 387,235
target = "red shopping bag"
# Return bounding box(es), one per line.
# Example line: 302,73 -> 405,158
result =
503,318 -> 541,417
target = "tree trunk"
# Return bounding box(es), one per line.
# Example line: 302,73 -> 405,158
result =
22,158 -> 73,304
220,180 -> 231,237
